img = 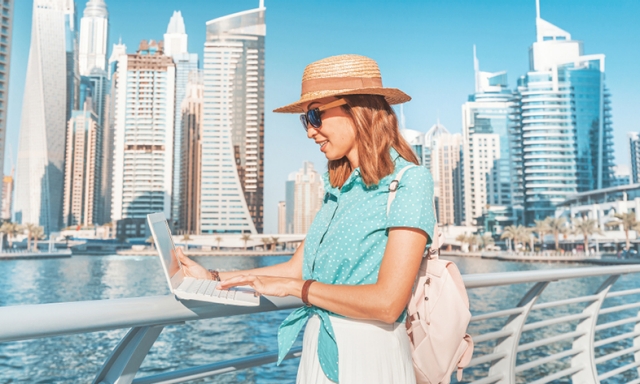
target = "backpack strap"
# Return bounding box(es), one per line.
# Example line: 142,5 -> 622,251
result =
386,165 -> 415,215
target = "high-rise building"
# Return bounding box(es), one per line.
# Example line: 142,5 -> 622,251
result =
62,103 -> 100,226
99,42 -> 126,225
0,0 -> 14,188
400,128 -> 425,165
201,3 -> 265,233
64,0 -> 80,122
290,162 -> 324,234
462,49 -> 522,226
179,71 -> 204,234
78,0 -> 108,76
2,175 -> 12,221
111,40 -> 175,222
164,11 -> 198,227
629,132 -> 640,184
433,132 -> 463,226
516,2 -> 615,223
14,0 -> 68,232
285,176 -> 294,234
277,201 -> 286,234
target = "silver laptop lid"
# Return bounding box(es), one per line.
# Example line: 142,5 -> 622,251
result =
147,212 -> 184,292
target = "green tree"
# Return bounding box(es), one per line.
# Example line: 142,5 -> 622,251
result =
270,237 -> 279,251
24,223 -> 38,251
572,218 -> 603,254
606,212 -> 636,251
215,236 -> 223,251
533,218 -> 551,248
501,225 -> 528,252
455,233 -> 470,251
181,234 -> 192,249
547,217 -> 569,251
261,237 -> 271,250
241,234 -> 252,250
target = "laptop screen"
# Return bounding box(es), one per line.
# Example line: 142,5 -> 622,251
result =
148,213 -> 181,288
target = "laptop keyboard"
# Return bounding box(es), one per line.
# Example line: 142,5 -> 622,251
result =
177,277 -> 258,305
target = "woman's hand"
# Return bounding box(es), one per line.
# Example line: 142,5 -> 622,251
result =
176,247 -> 210,280
219,275 -> 302,297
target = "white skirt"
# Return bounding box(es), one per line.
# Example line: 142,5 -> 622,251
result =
296,315 -> 416,384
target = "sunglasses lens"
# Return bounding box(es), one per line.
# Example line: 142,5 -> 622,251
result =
308,109 -> 322,128
300,114 -> 309,131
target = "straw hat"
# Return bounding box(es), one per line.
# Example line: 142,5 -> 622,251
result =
273,54 -> 411,113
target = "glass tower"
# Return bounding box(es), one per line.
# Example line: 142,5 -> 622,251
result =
201,3 -> 265,233
0,0 -> 13,184
518,8 -> 615,223
14,0 -> 68,232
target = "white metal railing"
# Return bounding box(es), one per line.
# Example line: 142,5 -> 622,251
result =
1,265 -> 640,383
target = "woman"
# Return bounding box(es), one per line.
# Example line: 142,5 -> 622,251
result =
178,54 -> 435,383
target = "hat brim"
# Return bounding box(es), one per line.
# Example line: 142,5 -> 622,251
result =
273,87 -> 411,113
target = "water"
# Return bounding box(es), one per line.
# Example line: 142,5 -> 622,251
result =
0,255 -> 638,383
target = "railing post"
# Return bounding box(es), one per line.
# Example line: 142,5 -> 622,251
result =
93,325 -> 164,384
570,274 -> 619,384
489,281 -> 549,383
635,308 -> 640,377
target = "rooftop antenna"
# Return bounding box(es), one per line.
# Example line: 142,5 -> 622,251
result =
536,0 -> 541,19
473,45 -> 480,93
259,0 -> 264,8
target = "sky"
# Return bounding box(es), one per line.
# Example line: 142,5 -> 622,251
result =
7,0 -> 640,233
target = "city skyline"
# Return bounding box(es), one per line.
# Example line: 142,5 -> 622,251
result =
6,0 -> 640,232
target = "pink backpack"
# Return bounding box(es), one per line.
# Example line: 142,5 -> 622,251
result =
389,166 -> 474,384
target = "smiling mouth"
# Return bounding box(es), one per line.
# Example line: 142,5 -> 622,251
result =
318,141 -> 328,149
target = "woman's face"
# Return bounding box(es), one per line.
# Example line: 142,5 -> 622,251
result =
303,97 -> 359,167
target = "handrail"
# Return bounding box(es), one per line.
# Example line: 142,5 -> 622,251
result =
2,264 -> 640,383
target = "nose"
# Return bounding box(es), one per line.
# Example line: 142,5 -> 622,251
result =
307,126 -> 318,139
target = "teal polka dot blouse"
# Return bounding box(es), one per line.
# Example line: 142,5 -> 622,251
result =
276,147 -> 436,383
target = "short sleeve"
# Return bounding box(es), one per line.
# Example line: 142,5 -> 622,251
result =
386,166 -> 436,245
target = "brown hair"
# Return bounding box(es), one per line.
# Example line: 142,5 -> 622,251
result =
328,95 -> 419,188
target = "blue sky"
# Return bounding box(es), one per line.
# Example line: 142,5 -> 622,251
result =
8,0 -> 640,232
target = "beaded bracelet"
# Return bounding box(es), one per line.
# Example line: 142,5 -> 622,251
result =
208,269 -> 220,281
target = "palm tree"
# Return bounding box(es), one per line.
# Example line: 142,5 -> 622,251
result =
261,237 -> 271,250
467,234 -> 479,252
181,234 -> 192,250
606,212 -> 636,251
501,225 -> 528,252
455,233 -> 469,251
25,223 -> 38,251
572,218 -> 603,254
215,236 -> 223,251
31,226 -> 45,252
270,237 -> 279,251
241,234 -> 252,250
146,236 -> 155,249
475,233 -> 494,250
547,217 -> 569,251
533,218 -> 551,249
0,222 -> 20,249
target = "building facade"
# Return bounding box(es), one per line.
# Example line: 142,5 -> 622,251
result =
277,201 -> 286,234
517,8 -> 615,223
200,4 -> 265,234
290,162 -> 324,234
164,11 -> 198,226
1,175 -> 12,221
14,0 -> 68,232
434,132 -> 463,225
179,71 -> 204,234
629,132 -> 640,184
0,0 -> 13,192
62,105 -> 100,226
78,0 -> 108,76
111,40 -> 175,222
462,51 -> 522,227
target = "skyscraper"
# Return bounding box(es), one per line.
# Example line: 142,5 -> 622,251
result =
111,40 -> 175,222
289,162 -> 324,234
277,201 -> 286,234
629,132 -> 640,184
517,1 -> 615,223
164,11 -> 198,226
201,3 -> 266,233
179,71 -> 204,234
78,0 -> 108,76
0,0 -> 14,188
64,0 -> 80,122
462,49 -> 522,226
62,103 -> 100,226
424,122 -> 463,225
14,0 -> 68,232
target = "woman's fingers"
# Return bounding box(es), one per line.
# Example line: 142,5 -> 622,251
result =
220,275 -> 256,289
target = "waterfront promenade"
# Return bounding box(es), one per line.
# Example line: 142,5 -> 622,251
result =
1,255 -> 640,383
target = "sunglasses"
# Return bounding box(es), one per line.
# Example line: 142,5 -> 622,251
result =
300,99 -> 348,131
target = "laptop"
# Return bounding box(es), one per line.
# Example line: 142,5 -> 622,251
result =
147,212 -> 260,306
